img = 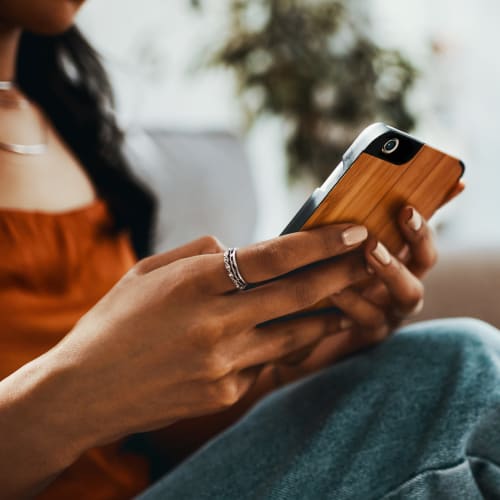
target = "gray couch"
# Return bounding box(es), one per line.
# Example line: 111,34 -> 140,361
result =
125,128 -> 500,329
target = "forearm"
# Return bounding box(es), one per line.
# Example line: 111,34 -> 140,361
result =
0,348 -> 96,498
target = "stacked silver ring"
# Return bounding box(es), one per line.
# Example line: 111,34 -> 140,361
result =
223,247 -> 249,290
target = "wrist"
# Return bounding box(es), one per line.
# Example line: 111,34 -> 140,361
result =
0,345 -> 109,496
0,348 -> 100,475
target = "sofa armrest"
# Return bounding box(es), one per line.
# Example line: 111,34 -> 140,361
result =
412,247 -> 500,328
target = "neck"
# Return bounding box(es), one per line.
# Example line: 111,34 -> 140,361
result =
0,23 -> 22,82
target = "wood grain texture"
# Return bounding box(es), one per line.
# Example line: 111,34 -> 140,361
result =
302,145 -> 464,254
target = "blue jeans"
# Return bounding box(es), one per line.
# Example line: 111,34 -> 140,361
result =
138,318 -> 500,499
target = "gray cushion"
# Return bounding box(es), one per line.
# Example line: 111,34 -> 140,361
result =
125,128 -> 258,253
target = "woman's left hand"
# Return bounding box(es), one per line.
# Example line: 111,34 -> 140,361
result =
274,205 -> 436,385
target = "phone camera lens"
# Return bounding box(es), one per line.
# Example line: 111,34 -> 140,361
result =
382,138 -> 400,154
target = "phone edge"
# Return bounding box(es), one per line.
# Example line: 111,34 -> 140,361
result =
280,122 -> 393,235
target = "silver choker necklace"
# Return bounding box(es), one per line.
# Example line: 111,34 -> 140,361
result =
0,80 -> 48,156
0,81 -> 13,91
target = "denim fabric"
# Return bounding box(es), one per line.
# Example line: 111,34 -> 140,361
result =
138,318 -> 500,500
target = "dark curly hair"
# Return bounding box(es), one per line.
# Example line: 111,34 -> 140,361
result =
16,26 -> 155,258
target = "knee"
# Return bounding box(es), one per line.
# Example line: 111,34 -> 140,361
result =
402,317 -> 498,350
391,317 -> 500,377
446,317 -> 499,346
439,316 -> 498,337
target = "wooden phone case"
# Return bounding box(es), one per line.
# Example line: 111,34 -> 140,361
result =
302,145 -> 464,255
280,123 -> 465,315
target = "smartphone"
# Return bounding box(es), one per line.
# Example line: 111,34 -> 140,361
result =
281,123 -> 465,255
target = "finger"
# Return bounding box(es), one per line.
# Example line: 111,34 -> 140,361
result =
277,324 -> 392,382
233,253 -> 370,326
278,342 -> 320,366
398,207 -> 437,277
135,235 -> 225,274
329,288 -> 386,330
234,366 -> 262,400
211,367 -> 262,409
360,280 -> 421,321
396,244 -> 411,264
233,311 -> 347,370
365,239 -> 424,317
205,224 -> 368,293
360,280 -> 392,308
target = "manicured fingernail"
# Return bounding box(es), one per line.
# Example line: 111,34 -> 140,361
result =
395,298 -> 424,319
397,245 -> 410,261
410,298 -> 424,316
341,225 -> 368,246
372,242 -> 391,265
407,207 -> 422,232
340,318 -> 353,330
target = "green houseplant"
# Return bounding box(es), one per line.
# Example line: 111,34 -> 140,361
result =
195,0 -> 417,183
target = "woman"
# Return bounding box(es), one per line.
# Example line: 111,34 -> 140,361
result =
0,1 -> 499,499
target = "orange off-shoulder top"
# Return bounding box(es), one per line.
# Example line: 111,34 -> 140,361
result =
0,199 -> 151,499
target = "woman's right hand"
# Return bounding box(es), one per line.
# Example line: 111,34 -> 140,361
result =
55,225 -> 370,450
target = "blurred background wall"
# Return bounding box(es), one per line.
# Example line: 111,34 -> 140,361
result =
77,0 -> 500,249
